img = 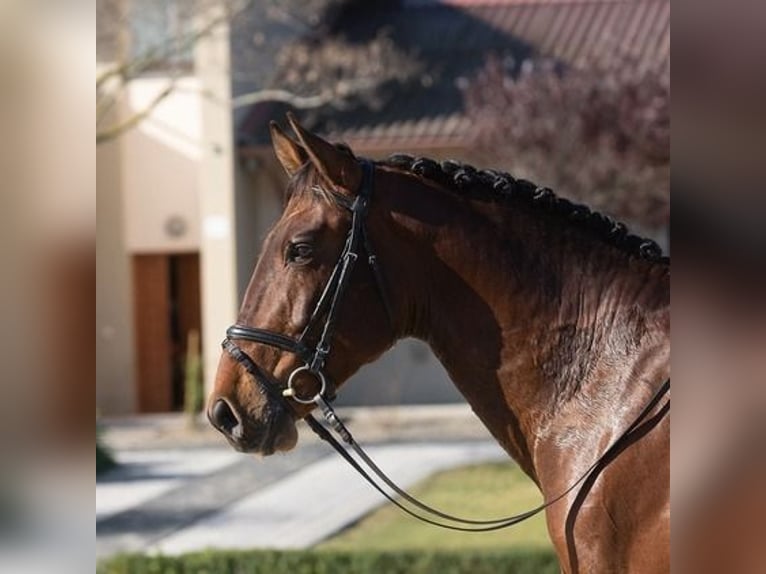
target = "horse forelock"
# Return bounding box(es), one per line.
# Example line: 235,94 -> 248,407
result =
284,143 -> 357,209
284,162 -> 337,208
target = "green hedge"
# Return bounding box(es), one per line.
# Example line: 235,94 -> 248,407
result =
97,425 -> 116,476
99,549 -> 559,574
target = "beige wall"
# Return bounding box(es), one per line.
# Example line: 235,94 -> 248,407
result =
97,136 -> 137,414
121,77 -> 202,253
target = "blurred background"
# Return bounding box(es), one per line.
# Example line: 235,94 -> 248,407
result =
92,1 -> 673,571
2,0 -> 765,571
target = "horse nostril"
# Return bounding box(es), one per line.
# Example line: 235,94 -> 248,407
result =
210,399 -> 240,436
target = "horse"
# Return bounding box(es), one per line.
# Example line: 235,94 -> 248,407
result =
207,114 -> 670,573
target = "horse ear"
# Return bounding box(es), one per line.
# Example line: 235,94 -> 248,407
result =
286,112 -> 362,194
270,121 -> 307,177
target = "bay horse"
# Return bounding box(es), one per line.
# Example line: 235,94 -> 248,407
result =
208,114 -> 670,573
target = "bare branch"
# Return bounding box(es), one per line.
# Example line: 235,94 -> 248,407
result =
97,82 -> 347,145
97,5 -> 234,91
96,89 -> 118,126
96,0 -> 254,145
231,88 -> 331,109
96,81 -> 176,145
96,1 -> 422,144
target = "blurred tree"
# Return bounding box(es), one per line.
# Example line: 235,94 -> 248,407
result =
96,0 -> 420,144
463,49 -> 669,231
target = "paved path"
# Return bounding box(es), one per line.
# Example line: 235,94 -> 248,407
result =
96,443 -> 328,558
97,448 -> 241,521
97,435 -> 506,558
97,407 -> 509,559
151,441 -> 506,555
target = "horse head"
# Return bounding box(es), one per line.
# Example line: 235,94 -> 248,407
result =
207,115 -> 396,454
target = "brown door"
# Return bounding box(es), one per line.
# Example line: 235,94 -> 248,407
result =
133,253 -> 201,412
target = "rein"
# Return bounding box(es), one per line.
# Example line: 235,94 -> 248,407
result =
306,378 -> 669,531
222,158 -> 671,531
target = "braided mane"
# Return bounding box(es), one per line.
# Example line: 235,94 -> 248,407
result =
379,154 -> 668,264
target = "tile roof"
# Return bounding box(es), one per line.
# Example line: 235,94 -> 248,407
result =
239,0 -> 669,150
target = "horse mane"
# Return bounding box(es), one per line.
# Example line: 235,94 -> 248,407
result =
378,154 -> 669,265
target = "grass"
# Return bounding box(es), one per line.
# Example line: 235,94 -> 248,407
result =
319,462 -> 553,552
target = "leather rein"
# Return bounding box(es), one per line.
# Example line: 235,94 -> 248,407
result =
222,158 -> 671,531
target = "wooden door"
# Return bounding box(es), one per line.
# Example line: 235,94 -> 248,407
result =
133,253 -> 201,412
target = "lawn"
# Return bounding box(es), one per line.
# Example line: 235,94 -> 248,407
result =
319,461 -> 554,552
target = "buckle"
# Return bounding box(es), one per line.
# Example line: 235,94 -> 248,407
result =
283,365 -> 327,405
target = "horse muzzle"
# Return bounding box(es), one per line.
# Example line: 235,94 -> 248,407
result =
207,397 -> 298,455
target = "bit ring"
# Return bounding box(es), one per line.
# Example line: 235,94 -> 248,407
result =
283,365 -> 327,404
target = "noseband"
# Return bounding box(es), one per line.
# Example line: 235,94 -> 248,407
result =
222,159 -> 392,409
221,158 -> 671,532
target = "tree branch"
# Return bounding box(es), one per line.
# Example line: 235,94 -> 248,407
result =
97,83 -> 342,145
96,81 -> 176,144
229,75 -> 379,109
230,88 -> 335,109
97,0 -> 250,92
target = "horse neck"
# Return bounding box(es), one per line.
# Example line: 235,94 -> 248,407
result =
376,170 -> 670,484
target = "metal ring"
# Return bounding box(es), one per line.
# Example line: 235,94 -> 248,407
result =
285,365 -> 327,404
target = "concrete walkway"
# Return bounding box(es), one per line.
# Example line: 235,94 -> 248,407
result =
97,406 -> 508,559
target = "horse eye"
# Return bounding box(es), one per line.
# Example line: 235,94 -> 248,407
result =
287,242 -> 313,263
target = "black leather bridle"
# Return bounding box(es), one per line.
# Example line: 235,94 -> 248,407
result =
222,158 -> 671,531
222,159 -> 392,411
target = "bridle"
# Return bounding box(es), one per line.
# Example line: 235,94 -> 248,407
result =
222,158 -> 671,531
222,159 -> 392,409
